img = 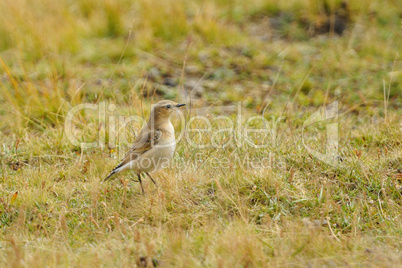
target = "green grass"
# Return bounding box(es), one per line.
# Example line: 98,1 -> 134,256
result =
0,0 -> 401,267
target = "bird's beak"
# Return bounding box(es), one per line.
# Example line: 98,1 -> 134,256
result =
175,103 -> 186,107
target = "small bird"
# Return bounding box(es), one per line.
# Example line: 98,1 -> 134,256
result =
103,100 -> 186,194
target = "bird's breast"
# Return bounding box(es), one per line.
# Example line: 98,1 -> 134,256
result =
155,122 -> 176,156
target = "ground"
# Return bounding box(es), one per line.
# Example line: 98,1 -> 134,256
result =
0,0 -> 401,267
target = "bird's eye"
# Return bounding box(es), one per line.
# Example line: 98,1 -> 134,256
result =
166,104 -> 171,109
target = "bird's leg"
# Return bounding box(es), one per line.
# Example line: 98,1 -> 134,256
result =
138,174 -> 145,194
145,172 -> 158,187
129,172 -> 139,182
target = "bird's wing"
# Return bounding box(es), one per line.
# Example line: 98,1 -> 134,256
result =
121,129 -> 161,165
104,129 -> 161,181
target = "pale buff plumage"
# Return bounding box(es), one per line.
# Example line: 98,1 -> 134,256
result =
103,100 -> 185,194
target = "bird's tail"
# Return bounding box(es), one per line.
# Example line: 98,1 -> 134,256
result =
103,165 -> 122,182
103,154 -> 133,183
103,171 -> 117,182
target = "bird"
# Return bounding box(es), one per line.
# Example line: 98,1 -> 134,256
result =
103,100 -> 186,194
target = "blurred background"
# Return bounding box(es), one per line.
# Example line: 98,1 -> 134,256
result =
0,0 -> 400,133
0,1 -> 401,266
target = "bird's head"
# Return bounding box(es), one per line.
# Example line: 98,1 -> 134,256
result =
150,100 -> 186,122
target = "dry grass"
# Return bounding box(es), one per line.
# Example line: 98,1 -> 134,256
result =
0,0 -> 401,267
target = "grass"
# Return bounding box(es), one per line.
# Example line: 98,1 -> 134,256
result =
0,0 -> 401,267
